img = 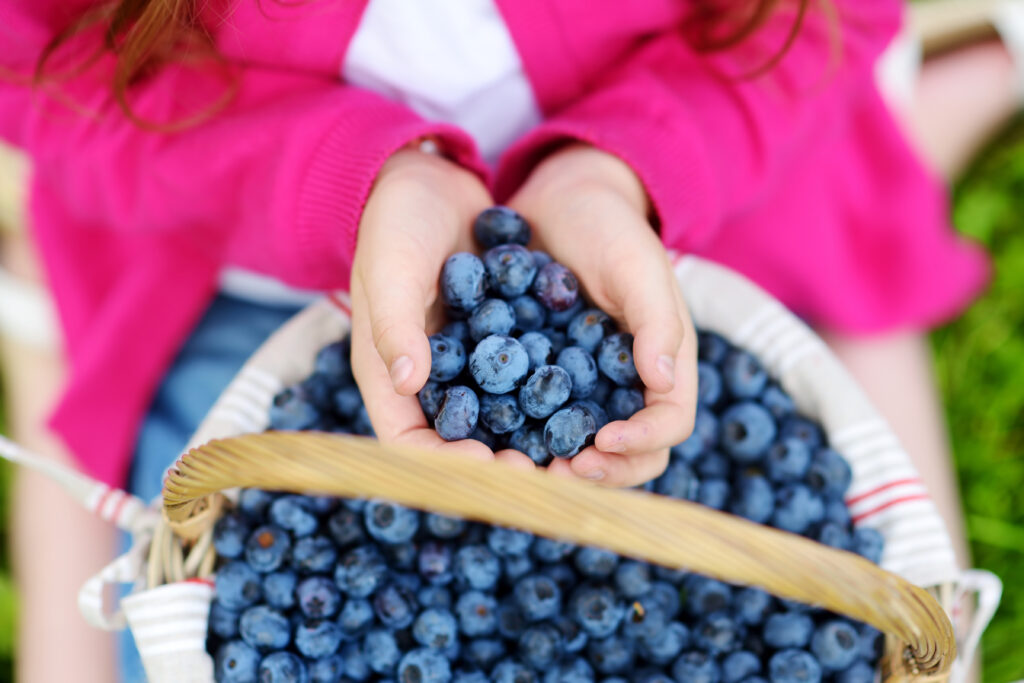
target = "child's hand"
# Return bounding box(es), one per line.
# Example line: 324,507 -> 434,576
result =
506,144 -> 698,486
349,147 -> 495,460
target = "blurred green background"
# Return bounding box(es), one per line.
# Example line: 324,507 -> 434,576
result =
0,117 -> 1022,683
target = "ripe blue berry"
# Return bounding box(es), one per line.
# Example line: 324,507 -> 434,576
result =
637,622 -> 690,665
398,648 -> 452,683
434,386 -> 480,441
429,334 -> 466,382
779,415 -> 824,450
492,659 -> 536,683
807,448 -> 853,499
694,612 -> 744,655
237,489 -> 276,520
686,576 -> 732,615
722,350 -> 768,399
555,347 -> 598,399
363,629 -> 401,675
588,634 -> 635,674
441,253 -> 487,314
514,574 -> 562,622
671,651 -> 721,683
295,618 -> 344,659
607,387 -> 644,421
338,598 -> 375,639
468,299 -> 516,341
596,333 -> 639,387
269,496 -> 318,537
309,655 -> 345,683
292,535 -> 338,574
473,206 -> 531,248
763,611 -> 814,649
509,425 -> 550,465
720,402 -> 776,463
544,405 -> 597,458
215,639 -> 260,683
772,484 -> 825,534
837,661 -> 875,683
853,527 -> 884,564
511,295 -> 547,333
614,560 -> 652,598
215,561 -> 263,610
765,438 -> 812,482
455,590 -> 498,637
722,651 -> 760,683
326,506 -> 366,549
817,521 -> 852,550
519,623 -> 566,670
365,500 -> 420,545
268,385 -> 320,431
656,461 -> 699,501
811,620 -> 860,671
373,582 -> 417,629
454,545 -> 501,590
698,478 -> 730,510
484,244 -> 538,298
533,262 -> 580,312
768,649 -> 822,683
424,513 -> 466,540
239,605 -> 290,651
296,575 -> 342,619
487,526 -> 533,557
732,587 -> 773,625
334,545 -> 388,598
518,331 -> 555,370
462,639 -> 505,670
469,335 -> 530,394
729,474 -> 775,524
567,309 -> 613,352
209,600 -> 241,640
697,362 -> 724,407
760,383 -> 795,419
213,513 -> 251,560
519,365 -> 572,419
413,608 -> 459,649
571,585 -> 623,638
479,393 -> 526,434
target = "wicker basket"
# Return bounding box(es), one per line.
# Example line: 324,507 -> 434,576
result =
0,255 -> 1001,683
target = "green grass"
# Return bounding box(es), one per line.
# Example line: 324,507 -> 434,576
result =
936,117 -> 1024,682
0,388 -> 14,682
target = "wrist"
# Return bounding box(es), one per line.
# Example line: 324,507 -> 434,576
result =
532,143 -> 651,216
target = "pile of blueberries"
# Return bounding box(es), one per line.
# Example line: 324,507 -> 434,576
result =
208,208 -> 887,682
420,207 -> 644,461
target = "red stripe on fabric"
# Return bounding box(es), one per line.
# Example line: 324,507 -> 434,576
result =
93,486 -> 114,516
183,578 -> 214,587
110,491 -> 130,524
328,292 -> 351,316
852,494 -> 930,523
846,477 -> 922,505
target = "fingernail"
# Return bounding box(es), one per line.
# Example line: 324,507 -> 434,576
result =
582,469 -> 605,480
389,355 -> 413,388
657,354 -> 675,387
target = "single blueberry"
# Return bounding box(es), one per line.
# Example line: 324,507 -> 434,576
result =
412,607 -> 459,649
469,335 -> 530,394
544,657 -> 594,683
292,535 -> 338,574
696,450 -> 731,479
596,333 -> 639,387
487,526 -> 534,557
462,638 -> 505,671
698,478 -> 730,510
807,447 -> 853,499
309,655 -> 345,683
837,661 -> 875,683
546,297 -> 585,329
455,590 -> 499,637
697,361 -> 724,407
573,400 -> 608,430
858,623 -> 885,659
514,574 -> 562,622
297,575 -> 342,619
588,634 -> 634,674
817,521 -> 852,549
242,526 -> 291,576
473,206 -> 531,248
640,621 -> 690,665
567,309 -> 614,353
417,541 -> 454,586
440,252 -> 487,314
434,386 -> 480,441
214,639 -> 260,683
397,648 -> 451,683
732,587 -> 773,625
769,649 -> 822,683
824,499 -> 853,528
764,611 -> 815,649
269,495 -> 318,537
484,244 -> 539,298
338,598 -> 375,639
656,461 -> 699,501
453,545 -> 501,591
334,545 -> 388,598
853,527 -> 885,564
364,500 -> 420,544
424,513 -> 466,540
519,623 -> 566,670
720,402 -> 776,463
314,338 -> 351,379
215,561 -> 263,610
729,474 -> 775,524
811,620 -> 860,672
468,299 -> 516,342
504,553 -> 534,582
509,425 -> 551,465
268,384 -> 320,431
332,385 -> 364,422
518,331 -> 555,370
694,612 -> 745,655
570,585 -> 623,638
671,651 -> 722,683
532,262 -> 580,312
555,346 -> 598,399
213,512 -> 252,560
686,576 -> 732,615
519,364 -> 573,419
239,605 -> 290,651
607,387 -> 645,422
772,483 -> 826,534
647,580 -> 682,619
296,618 -> 344,659
541,327 -> 569,356
497,600 -> 527,640
760,383 -> 795,419
373,582 -> 417,630
470,425 -> 503,450
511,295 -> 547,333
492,659 -> 537,683
621,595 -> 669,643
722,349 -> 768,399
614,560 -> 652,599
340,640 -> 370,680
209,600 -> 241,640
429,334 -> 466,382
441,320 -> 470,344
698,330 -> 730,364
722,651 -> 761,683
544,405 -> 597,458
765,438 -> 812,483
237,488 -> 276,520
479,392 -> 526,434
326,506 -> 366,548
554,614 -> 589,653
363,629 -> 401,675
532,537 -> 575,563
779,415 -> 825,451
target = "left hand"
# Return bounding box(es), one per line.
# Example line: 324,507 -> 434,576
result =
505,144 -> 698,487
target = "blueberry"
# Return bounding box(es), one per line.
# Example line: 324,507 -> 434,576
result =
424,513 -> 466,540
722,350 -> 768,399
763,611 -> 814,648
587,633 -> 634,674
511,295 -> 547,333
542,327 -> 569,355
772,484 -> 825,534
496,600 -> 527,640
547,297 -> 585,328
779,416 -> 824,451
853,527 -> 884,564
807,448 -> 852,499
454,545 -> 501,590
532,537 -> 575,563
297,576 -> 342,619
732,587 -> 773,625
453,671 -> 489,683
373,582 -> 417,629
518,331 -> 555,370
215,639 -> 260,682
574,546 -> 618,578
596,333 -> 639,387
697,362 -> 724,407
514,574 -> 562,622
212,512 -> 252,560
469,299 -> 516,341
518,365 -> 572,419
614,561 -> 652,598
607,387 -> 644,422
567,309 -> 614,352
239,605 -> 290,651
698,330 -> 730,365
216,560 -> 263,610
543,657 -> 594,683
269,385 -> 321,430
309,654 -> 345,683
509,425 -> 551,465
533,262 -> 580,312
544,405 -> 597,458
397,647 -> 451,683
760,383 -> 795,419
531,250 -> 553,267
637,621 -> 690,665
823,499 -> 852,528
269,496 -> 318,537
429,334 -> 467,382
352,405 -> 375,436
817,521 -> 852,549
765,438 -> 811,483
414,541 -> 452,586
473,206 -> 531,248
210,600 -> 241,640
484,244 -> 539,298
434,386 -> 480,441
326,506 -> 366,548
238,489 -> 276,520
769,649 -> 822,683
621,595 -> 669,643
360,629 -> 399,675
573,400 -> 608,430
492,659 -> 537,683
837,660 -> 875,683
462,638 -> 505,670
519,623 -> 566,670
315,338 -> 352,378
441,320 -> 470,344
504,553 -> 535,582
301,372 -> 337,411
556,347 -> 598,399
686,576 -> 731,615
470,425 -> 503,450
656,461 -> 699,501
722,651 -> 760,683
479,393 -> 526,434
338,598 -> 375,639
647,580 -> 683,619
412,607 -> 459,649
695,612 -> 744,655
455,590 -> 498,636
488,526 -> 533,557
570,586 -> 622,638
671,651 -> 722,683
698,478 -> 730,510
331,386 -> 363,424
441,253 -> 487,313
342,640 -> 372,680
720,402 -> 776,463
296,619 -> 344,659
469,335 -> 530,394
365,500 -> 420,544
811,620 -> 860,671
292,535 -> 339,574
334,545 -> 387,598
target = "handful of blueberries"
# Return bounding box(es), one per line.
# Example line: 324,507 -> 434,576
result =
419,207 -> 644,462
210,232 -> 888,682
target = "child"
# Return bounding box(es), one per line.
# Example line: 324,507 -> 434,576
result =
0,0 -> 992,680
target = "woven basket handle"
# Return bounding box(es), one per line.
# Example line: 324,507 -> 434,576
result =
164,431 -> 954,680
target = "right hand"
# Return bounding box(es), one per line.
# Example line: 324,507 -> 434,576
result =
350,147 -> 499,460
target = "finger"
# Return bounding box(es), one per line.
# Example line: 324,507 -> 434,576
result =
494,449 -> 537,471
568,446 -> 671,488
544,457 -> 578,480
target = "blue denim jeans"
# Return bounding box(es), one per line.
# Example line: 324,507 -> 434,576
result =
118,294 -> 301,682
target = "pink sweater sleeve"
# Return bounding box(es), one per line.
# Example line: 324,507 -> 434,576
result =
494,1 -> 903,252
0,9 -> 485,292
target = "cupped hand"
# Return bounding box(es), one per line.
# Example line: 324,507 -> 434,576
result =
505,144 -> 698,486
349,147 -> 494,460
